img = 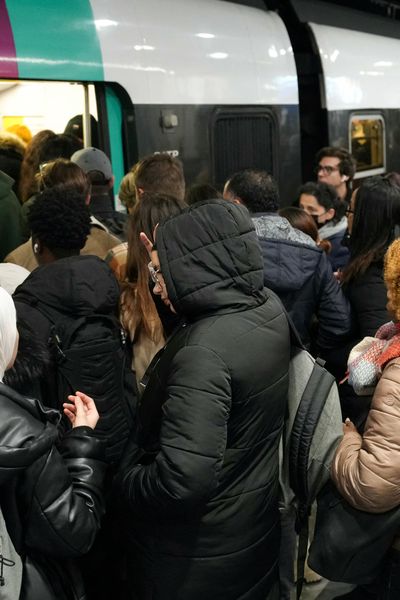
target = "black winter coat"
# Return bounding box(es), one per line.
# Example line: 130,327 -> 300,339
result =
119,200 -> 290,600
252,214 -> 351,353
13,255 -> 136,464
0,382 -> 106,600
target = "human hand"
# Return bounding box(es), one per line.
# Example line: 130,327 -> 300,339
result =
139,224 -> 158,258
343,417 -> 357,434
63,391 -> 99,429
139,231 -> 154,258
334,270 -> 342,282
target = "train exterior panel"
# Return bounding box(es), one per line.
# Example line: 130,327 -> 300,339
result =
0,0 -> 398,201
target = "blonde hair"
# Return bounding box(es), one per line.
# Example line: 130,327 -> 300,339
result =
119,169 -> 137,212
384,239 -> 400,321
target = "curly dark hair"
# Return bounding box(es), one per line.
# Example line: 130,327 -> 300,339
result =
28,187 -> 91,253
225,169 -> 279,213
315,146 -> 357,181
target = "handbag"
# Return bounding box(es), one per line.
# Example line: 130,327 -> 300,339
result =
308,482 -> 400,584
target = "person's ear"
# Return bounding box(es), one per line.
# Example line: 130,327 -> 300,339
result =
341,174 -> 350,182
135,186 -> 145,199
33,241 -> 40,255
327,208 -> 335,219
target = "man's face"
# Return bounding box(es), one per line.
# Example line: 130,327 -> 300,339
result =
149,249 -> 176,313
316,156 -> 344,190
299,193 -> 334,226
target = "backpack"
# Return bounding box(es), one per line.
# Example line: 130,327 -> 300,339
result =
20,302 -> 137,466
0,505 -> 22,600
279,318 -> 343,598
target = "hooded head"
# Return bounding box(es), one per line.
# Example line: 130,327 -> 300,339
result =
0,287 -> 18,381
154,199 -> 266,317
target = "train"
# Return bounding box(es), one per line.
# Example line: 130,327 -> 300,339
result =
0,0 -> 399,204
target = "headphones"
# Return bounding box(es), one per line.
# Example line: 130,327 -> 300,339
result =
33,242 -> 39,254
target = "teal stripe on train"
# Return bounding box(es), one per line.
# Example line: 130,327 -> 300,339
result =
5,0 -> 104,80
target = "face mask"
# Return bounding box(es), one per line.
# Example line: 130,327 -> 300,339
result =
311,214 -> 324,230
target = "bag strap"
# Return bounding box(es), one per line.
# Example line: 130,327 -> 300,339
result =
296,516 -> 310,600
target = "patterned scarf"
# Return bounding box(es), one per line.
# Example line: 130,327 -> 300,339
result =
347,321 -> 400,395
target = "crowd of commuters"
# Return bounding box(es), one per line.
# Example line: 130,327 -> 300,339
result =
0,125 -> 400,600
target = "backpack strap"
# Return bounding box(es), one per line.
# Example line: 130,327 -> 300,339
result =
289,358 -> 334,519
296,517 -> 309,600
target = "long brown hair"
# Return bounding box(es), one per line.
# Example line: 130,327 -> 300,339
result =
341,177 -> 400,284
19,130 -> 55,202
120,192 -> 186,341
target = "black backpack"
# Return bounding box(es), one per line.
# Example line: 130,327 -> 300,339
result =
18,301 -> 137,466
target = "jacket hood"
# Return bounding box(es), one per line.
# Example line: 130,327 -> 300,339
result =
13,255 -> 119,317
252,214 -> 325,293
156,199 -> 266,317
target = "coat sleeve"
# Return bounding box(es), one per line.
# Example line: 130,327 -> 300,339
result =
120,344 -> 231,515
332,360 -> 400,512
23,427 -> 107,557
314,253 -> 352,352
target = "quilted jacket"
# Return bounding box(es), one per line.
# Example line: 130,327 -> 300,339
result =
119,199 -> 290,600
332,357 -> 400,512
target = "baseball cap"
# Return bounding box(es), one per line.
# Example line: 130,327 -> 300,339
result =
71,147 -> 112,181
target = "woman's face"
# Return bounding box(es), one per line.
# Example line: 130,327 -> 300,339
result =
347,189 -> 357,234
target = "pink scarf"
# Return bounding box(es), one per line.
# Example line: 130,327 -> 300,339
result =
347,321 -> 400,395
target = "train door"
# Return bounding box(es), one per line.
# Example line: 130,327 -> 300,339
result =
0,79 -> 133,205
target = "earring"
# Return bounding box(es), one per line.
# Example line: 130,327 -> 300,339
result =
33,243 -> 39,254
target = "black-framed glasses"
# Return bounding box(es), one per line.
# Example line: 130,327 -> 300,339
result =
148,261 -> 161,285
315,164 -> 340,176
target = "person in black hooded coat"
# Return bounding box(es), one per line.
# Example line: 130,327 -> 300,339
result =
118,199 -> 291,600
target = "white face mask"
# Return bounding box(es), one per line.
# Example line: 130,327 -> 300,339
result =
0,287 -> 17,382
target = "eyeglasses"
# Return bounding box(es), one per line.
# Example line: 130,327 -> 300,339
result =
315,164 -> 340,175
148,261 -> 161,285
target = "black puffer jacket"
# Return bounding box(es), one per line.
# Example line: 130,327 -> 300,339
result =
0,382 -> 106,600
252,214 -> 351,353
119,200 -> 290,600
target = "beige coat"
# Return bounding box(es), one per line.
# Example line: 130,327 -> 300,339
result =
4,225 -> 120,272
332,357 -> 400,513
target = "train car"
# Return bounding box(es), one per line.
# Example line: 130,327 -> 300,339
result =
0,0 -> 399,204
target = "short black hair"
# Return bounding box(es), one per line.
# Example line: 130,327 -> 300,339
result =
225,169 -> 279,213
296,181 -> 345,222
28,187 -> 91,253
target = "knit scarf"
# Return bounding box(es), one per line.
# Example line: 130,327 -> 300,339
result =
347,321 -> 400,395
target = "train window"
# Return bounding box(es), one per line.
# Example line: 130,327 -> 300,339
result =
350,115 -> 385,178
211,109 -> 276,189
0,80 -> 98,146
